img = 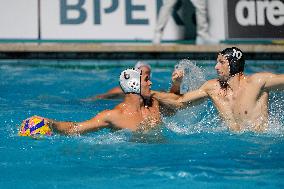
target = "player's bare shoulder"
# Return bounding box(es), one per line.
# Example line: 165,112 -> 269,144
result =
101,106 -> 124,126
201,79 -> 220,91
247,72 -> 273,86
113,103 -> 127,114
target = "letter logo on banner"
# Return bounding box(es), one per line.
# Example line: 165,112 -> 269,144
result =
60,0 -> 151,25
235,0 -> 284,26
126,0 -> 148,25
93,0 -> 119,24
235,0 -> 256,26
60,0 -> 184,26
227,0 -> 284,39
266,0 -> 284,26
61,0 -> 87,24
41,0 -> 188,40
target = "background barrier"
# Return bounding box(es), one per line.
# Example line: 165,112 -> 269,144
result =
0,0 -> 38,39
0,0 -> 282,41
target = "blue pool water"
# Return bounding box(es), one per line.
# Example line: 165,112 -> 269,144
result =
0,59 -> 284,189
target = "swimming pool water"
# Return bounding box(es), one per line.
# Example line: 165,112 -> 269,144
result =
0,59 -> 284,189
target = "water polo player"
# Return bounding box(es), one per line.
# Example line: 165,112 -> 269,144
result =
153,47 -> 284,132
19,68 -> 175,137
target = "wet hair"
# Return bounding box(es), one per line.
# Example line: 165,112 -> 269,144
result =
220,47 -> 245,76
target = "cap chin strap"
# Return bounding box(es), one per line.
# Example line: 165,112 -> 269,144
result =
124,91 -> 141,95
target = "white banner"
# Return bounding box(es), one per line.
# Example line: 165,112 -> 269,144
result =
0,0 -> 226,41
0,0 -> 38,39
41,0 -> 184,40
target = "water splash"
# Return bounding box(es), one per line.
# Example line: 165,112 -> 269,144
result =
163,103 -> 227,135
80,128 -> 167,144
80,130 -> 132,144
267,92 -> 284,136
175,59 -> 206,94
163,60 -> 225,134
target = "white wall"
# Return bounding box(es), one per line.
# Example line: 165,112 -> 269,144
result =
0,0 -> 38,39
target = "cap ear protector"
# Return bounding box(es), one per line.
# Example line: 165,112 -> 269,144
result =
220,47 -> 245,76
119,68 -> 141,94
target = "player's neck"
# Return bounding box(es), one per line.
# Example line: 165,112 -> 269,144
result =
227,73 -> 245,91
124,93 -> 145,110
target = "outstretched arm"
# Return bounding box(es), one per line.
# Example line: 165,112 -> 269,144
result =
82,87 -> 124,101
95,87 -> 125,99
262,73 -> 284,91
153,82 -> 209,109
46,110 -> 114,135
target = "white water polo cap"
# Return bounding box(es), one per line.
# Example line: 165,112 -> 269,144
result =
119,68 -> 141,94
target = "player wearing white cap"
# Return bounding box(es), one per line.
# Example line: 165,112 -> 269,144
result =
21,68 -> 173,136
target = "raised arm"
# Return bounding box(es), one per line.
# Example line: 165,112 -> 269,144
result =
82,87 -> 124,101
95,87 -> 125,99
169,69 -> 183,94
262,73 -> 284,91
47,110 -> 114,135
152,69 -> 184,107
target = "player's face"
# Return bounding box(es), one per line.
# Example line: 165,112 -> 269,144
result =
215,54 -> 230,81
140,70 -> 152,99
139,66 -> 151,79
